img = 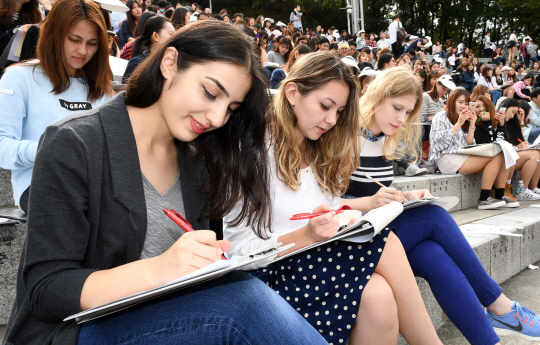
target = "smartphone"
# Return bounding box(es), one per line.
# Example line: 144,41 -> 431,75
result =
468,102 -> 477,111
421,61 -> 426,65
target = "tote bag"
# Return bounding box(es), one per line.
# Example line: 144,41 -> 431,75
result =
458,143 -> 502,157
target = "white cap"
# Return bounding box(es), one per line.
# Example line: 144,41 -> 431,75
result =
359,67 -> 379,78
501,66 -> 512,71
271,30 -> 281,37
439,75 -> 457,91
524,36 -> 531,41
333,30 -> 340,38
356,29 -> 365,35
264,17 -> 274,23
341,56 -> 360,70
276,21 -> 286,27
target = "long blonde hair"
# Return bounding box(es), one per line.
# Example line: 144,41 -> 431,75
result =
358,66 -> 423,161
270,52 -> 361,197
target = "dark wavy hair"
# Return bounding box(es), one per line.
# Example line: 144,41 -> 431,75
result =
125,20 -> 271,237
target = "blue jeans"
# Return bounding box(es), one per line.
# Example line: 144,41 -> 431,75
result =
529,127 -> 540,144
78,271 -> 326,345
390,205 -> 502,345
524,56 -> 538,69
493,56 -> 507,66
490,89 -> 502,105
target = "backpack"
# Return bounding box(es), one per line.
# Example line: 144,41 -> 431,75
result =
526,43 -> 537,58
396,22 -> 406,43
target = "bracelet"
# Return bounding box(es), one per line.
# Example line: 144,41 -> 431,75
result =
469,127 -> 476,131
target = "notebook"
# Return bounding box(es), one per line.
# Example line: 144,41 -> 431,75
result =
271,201 -> 404,261
402,196 -> 460,211
65,242 -> 294,324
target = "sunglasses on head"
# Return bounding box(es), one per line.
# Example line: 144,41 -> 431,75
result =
107,31 -> 116,38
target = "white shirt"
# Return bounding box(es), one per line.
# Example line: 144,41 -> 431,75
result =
111,11 -> 126,33
377,39 -> 390,49
478,76 -> 493,89
389,21 -> 399,44
223,150 -> 340,270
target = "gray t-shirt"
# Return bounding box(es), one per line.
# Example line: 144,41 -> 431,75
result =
140,172 -> 186,259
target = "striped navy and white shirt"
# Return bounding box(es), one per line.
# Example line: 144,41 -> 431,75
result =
345,130 -> 393,198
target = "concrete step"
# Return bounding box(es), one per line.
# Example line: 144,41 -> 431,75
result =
0,169 -> 14,208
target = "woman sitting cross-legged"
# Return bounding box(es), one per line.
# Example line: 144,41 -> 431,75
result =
3,21 -> 331,345
343,67 -> 540,345
224,53 -> 444,345
429,88 -> 513,209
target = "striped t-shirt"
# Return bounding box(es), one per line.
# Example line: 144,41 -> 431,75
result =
345,131 -> 393,198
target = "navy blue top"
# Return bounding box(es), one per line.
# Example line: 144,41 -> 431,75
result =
122,49 -> 150,84
407,38 -> 423,51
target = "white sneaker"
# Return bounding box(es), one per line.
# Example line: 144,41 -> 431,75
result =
533,188 -> 540,196
502,196 -> 519,208
523,189 -> 540,200
405,163 -> 428,177
478,197 -> 506,210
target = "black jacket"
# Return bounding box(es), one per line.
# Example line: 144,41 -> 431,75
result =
3,93 -> 209,345
474,119 -> 506,144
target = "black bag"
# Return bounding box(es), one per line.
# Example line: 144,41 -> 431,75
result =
397,22 -> 406,44
506,40 -> 516,48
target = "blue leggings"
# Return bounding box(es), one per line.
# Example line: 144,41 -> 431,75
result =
78,271 -> 327,345
390,205 -> 502,345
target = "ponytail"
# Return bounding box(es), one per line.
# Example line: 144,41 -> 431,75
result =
131,16 -> 169,58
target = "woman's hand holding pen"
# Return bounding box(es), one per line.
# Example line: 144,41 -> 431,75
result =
153,231 -> 230,285
303,203 -> 341,242
369,186 -> 406,209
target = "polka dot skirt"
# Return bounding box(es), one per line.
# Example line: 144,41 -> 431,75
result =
248,228 -> 391,345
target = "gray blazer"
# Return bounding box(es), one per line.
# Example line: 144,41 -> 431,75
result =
4,93 -> 209,345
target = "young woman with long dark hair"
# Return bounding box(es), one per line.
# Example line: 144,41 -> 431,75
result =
0,0 -> 112,213
121,0 -> 143,42
120,10 -> 155,59
3,21 -> 328,345
344,68 -> 540,345
122,16 -> 174,83
267,36 -> 292,66
224,53 -> 444,345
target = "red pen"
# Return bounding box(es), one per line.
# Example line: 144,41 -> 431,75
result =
518,139 -> 523,143
290,205 -> 352,220
163,208 -> 226,260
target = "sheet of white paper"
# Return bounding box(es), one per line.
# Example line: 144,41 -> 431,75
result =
459,224 -> 522,237
496,141 -> 519,169
7,29 -> 24,62
109,56 -> 129,82
529,264 -> 539,270
529,204 -> 540,208
533,134 -> 540,146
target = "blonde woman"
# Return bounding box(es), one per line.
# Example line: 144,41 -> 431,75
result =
224,52 -> 442,345
343,68 -> 540,345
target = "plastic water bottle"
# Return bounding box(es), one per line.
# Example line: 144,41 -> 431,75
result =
516,180 -> 526,203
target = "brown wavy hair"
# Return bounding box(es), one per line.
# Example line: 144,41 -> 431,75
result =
25,0 -> 112,102
171,6 -> 189,30
270,51 -> 361,197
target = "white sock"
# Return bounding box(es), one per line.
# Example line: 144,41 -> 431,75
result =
506,180 -> 512,184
